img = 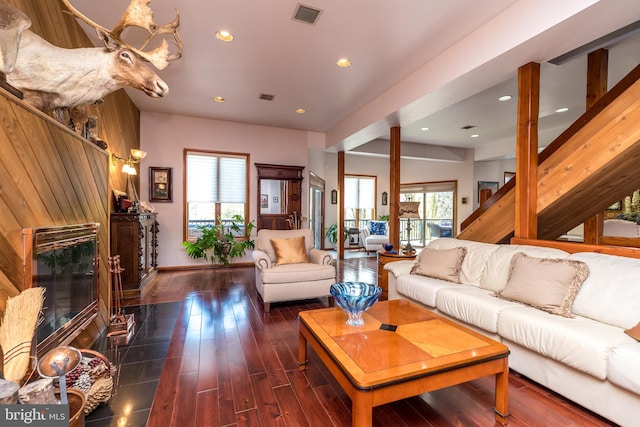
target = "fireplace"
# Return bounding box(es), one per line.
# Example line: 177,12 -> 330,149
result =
23,223 -> 99,356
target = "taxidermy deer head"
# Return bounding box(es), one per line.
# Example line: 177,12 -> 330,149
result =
2,0 -> 182,118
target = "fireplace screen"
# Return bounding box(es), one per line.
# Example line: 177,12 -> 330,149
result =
24,223 -> 99,356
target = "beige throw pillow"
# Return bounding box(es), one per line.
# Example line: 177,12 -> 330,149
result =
410,247 -> 467,283
496,252 -> 589,318
625,321 -> 640,341
270,236 -> 309,265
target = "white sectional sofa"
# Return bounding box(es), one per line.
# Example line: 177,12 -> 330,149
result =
386,237 -> 640,427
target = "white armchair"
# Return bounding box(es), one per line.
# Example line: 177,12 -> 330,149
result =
252,229 -> 336,312
359,220 -> 389,253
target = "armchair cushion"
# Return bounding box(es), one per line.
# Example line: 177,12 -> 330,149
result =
369,220 -> 387,235
271,236 -> 309,265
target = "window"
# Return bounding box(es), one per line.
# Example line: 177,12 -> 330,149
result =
184,149 -> 250,240
401,181 -> 456,246
344,175 -> 376,229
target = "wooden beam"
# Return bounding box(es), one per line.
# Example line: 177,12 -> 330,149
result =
583,48 -> 608,245
514,62 -> 540,239
337,151 -> 345,260
389,127 -> 401,249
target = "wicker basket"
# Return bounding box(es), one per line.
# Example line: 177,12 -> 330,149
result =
67,349 -> 115,415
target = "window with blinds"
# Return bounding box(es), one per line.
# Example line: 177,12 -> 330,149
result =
344,175 -> 376,228
184,150 -> 249,240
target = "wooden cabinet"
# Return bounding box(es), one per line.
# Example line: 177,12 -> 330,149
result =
110,213 -> 159,298
377,252 -> 416,300
256,163 -> 304,230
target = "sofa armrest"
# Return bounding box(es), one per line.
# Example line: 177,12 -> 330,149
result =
309,248 -> 333,265
360,227 -> 371,240
252,249 -> 273,270
385,260 -> 414,278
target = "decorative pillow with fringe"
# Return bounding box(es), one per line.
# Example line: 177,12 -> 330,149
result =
495,252 -> 589,318
410,246 -> 467,283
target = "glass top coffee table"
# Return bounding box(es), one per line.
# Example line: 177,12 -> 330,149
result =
298,299 -> 510,426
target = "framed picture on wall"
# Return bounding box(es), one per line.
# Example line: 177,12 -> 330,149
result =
149,167 -> 173,202
261,194 -> 268,208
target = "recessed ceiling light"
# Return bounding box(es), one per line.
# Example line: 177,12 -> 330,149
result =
498,95 -> 512,101
215,30 -> 234,42
470,134 -> 480,138
555,107 -> 569,113
213,96 -> 225,102
336,58 -> 351,68
420,127 -> 430,131
295,108 -> 305,114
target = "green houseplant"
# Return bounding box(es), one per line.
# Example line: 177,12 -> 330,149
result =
325,223 -> 349,247
183,215 -> 255,265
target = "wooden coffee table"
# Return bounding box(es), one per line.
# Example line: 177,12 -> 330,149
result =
298,299 -> 510,426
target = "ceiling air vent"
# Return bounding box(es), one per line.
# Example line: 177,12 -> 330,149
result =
259,93 -> 275,101
292,3 -> 322,25
461,125 -> 476,130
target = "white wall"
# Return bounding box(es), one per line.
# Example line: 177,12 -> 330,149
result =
473,158 -> 516,208
139,112 -> 311,268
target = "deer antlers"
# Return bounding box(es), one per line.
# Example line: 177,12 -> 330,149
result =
61,0 -> 182,70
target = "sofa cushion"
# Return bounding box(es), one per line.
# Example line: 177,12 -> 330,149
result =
426,238 -> 499,285
396,274 -> 457,308
369,220 -> 387,235
410,247 -> 466,283
608,343 -> 640,394
436,286 -> 522,333
495,253 -> 589,318
498,306 -> 632,380
569,252 -> 640,329
271,236 -> 310,265
261,262 -> 335,284
480,244 -> 569,292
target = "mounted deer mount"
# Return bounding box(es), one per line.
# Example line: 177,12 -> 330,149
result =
0,0 -> 182,123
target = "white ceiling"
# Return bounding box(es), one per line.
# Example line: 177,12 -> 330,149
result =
68,0 -> 640,161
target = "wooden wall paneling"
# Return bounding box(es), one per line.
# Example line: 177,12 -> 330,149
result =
0,1 -> 142,353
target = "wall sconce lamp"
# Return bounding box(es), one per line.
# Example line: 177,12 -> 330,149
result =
111,149 -> 147,174
331,189 -> 337,204
382,192 -> 388,206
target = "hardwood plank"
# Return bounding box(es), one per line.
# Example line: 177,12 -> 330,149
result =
198,339 -> 217,391
148,356 -> 181,425
196,388 -> 219,427
273,384 -> 310,427
286,369 -> 335,427
249,372 -> 285,427
171,371 -> 198,427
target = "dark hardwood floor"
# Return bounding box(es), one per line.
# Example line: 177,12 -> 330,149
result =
108,254 -> 615,426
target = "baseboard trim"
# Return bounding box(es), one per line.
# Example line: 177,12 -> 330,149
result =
158,262 -> 254,272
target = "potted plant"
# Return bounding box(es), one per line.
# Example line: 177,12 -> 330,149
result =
325,223 -> 348,248
182,215 -> 256,265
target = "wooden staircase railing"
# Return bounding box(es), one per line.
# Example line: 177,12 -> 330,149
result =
458,61 -> 640,243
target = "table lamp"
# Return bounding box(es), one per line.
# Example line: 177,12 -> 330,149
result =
399,201 -> 421,253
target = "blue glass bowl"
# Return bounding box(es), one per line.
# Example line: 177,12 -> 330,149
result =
330,282 -> 382,326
